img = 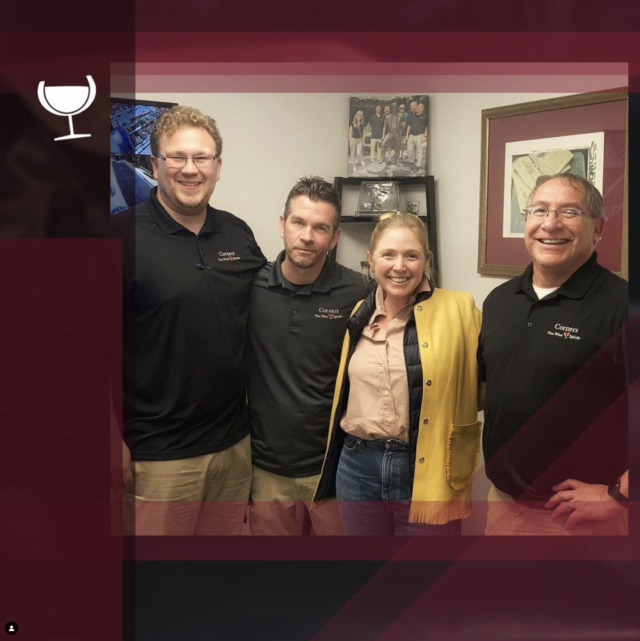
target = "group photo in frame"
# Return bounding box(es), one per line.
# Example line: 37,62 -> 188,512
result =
478,91 -> 628,278
347,95 -> 429,178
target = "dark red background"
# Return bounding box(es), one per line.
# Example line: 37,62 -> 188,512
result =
1,1 -> 639,639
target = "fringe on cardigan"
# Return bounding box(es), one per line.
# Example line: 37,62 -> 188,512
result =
408,497 -> 472,525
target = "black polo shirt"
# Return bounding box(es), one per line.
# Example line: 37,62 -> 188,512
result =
478,252 -> 627,502
111,188 -> 266,460
369,113 -> 385,139
407,111 -> 427,136
248,251 -> 369,477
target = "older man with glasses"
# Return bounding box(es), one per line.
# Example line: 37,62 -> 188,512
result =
111,105 -> 266,535
478,173 -> 628,536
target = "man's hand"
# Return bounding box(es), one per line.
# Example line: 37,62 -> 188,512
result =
122,441 -> 134,492
546,478 -> 625,528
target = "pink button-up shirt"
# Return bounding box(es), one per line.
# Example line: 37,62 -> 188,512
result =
340,279 -> 430,442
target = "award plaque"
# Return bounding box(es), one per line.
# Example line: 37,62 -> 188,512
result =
354,182 -> 402,220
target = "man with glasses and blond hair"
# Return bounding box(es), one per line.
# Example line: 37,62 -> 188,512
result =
478,173 -> 628,535
111,105 -> 265,535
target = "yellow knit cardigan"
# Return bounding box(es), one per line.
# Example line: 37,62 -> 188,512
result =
321,288 -> 482,525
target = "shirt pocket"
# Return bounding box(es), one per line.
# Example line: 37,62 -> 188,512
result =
446,421 -> 482,490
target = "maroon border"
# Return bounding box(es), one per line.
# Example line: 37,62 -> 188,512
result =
485,98 -> 627,271
1,15 -> 638,637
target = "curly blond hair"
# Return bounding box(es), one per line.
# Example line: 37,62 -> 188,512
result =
150,105 -> 223,157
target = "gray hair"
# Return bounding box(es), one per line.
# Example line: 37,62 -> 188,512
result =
528,173 -> 604,218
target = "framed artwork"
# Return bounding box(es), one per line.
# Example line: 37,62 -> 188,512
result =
348,95 -> 429,178
478,91 -> 627,278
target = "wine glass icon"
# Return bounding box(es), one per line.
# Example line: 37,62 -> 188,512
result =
37,75 -> 96,141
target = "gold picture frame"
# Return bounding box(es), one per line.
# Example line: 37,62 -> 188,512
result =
478,90 -> 628,279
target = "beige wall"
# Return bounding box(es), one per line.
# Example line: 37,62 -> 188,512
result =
125,89 -> 606,303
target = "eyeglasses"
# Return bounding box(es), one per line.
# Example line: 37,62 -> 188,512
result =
523,206 -> 597,223
155,153 -> 219,168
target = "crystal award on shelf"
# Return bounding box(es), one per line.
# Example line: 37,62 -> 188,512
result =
354,182 -> 402,220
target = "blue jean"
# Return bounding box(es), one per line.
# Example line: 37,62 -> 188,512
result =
336,434 -> 462,536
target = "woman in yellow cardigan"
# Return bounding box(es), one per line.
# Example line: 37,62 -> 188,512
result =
314,213 -> 482,535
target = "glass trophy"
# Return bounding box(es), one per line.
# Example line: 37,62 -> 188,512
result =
355,182 -> 402,220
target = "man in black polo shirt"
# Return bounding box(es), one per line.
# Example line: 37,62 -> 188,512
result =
478,173 -> 628,535
112,105 -> 265,535
405,102 -> 427,169
247,176 -> 369,535
368,105 -> 385,163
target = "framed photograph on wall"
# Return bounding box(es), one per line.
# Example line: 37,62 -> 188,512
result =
478,91 -> 627,278
348,95 -> 429,178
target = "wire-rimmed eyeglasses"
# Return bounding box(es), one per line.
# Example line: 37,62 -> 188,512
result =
523,206 -> 597,223
155,153 -> 219,168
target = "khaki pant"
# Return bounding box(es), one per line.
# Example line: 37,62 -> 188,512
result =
407,133 -> 425,166
370,138 -> 382,162
485,485 -> 628,536
123,435 -> 251,536
249,466 -> 343,536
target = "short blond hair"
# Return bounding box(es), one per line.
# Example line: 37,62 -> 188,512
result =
369,213 -> 434,281
150,105 -> 223,157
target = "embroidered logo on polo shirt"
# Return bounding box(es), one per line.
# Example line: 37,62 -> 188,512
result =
218,251 -> 241,262
547,323 -> 581,340
315,307 -> 344,320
